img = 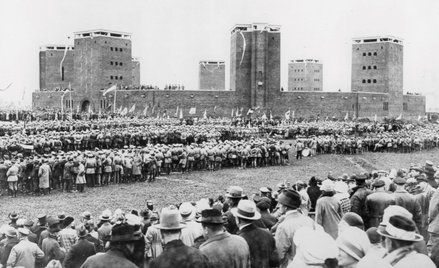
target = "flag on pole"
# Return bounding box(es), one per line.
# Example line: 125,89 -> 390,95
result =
117,106 -> 123,114
374,114 -> 377,122
175,106 -> 179,117
285,110 -> 291,120
261,113 -> 267,120
344,112 -> 349,121
235,108 -> 239,117
59,44 -> 69,78
247,108 -> 254,115
270,111 -> 273,120
396,114 -> 402,120
214,106 -> 217,113
128,104 -> 136,113
121,107 -> 128,116
231,108 -> 234,118
203,110 -> 207,119
179,109 -> 183,119
143,106 -> 148,116
189,107 -> 196,115
418,115 -> 422,121
103,84 -> 117,96
292,110 -> 295,119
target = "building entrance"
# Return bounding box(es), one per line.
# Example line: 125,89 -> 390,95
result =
81,100 -> 90,113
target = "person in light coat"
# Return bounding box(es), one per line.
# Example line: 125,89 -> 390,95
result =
38,158 -> 51,195
7,228 -> 45,268
275,189 -> 317,268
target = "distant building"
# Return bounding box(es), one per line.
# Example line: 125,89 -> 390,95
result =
351,36 -> 404,115
288,59 -> 322,91
198,61 -> 225,90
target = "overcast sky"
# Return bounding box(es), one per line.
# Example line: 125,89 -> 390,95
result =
1,0 -> 438,110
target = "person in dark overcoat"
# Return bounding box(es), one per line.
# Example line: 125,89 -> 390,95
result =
63,225 -> 96,268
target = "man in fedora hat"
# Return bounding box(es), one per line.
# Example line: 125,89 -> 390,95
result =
233,200 -> 280,268
63,224 -> 96,268
81,223 -> 141,268
0,227 -> 19,268
198,208 -> 250,268
59,216 -> 77,253
6,227 -> 45,268
97,209 -> 113,249
150,207 -> 209,268
224,186 -> 245,234
358,215 -> 435,268
274,189 -> 316,268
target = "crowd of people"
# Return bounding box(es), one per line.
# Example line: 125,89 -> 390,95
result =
1,160 -> 439,267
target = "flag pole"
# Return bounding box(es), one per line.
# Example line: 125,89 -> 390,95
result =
113,84 -> 117,114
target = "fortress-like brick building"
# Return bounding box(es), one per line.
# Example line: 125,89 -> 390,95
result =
33,24 -> 425,119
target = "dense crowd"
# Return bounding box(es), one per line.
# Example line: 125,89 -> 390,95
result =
1,160 -> 439,267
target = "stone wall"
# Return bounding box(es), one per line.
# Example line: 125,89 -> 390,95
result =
39,50 -> 74,90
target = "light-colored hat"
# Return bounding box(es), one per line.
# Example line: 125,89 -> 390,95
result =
377,215 -> 423,242
17,228 -> 30,236
293,226 -> 338,265
336,227 -> 371,261
155,208 -> 186,230
231,200 -> 261,221
320,179 -> 335,192
179,202 -> 196,220
225,186 -> 244,199
334,181 -> 348,193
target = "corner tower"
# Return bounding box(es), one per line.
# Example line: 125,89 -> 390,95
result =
351,36 -> 403,115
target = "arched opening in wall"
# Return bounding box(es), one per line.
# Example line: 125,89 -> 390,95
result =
81,100 -> 90,113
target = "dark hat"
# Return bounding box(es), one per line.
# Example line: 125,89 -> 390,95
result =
342,212 -> 364,230
377,215 -> 423,242
372,180 -> 385,188
197,209 -> 226,224
366,227 -> 381,244
110,223 -> 142,242
82,211 -> 92,221
37,214 -> 47,224
393,177 -> 407,185
355,174 -> 367,181
76,224 -> 88,238
62,216 -> 74,228
225,186 -> 244,199
277,189 -> 301,209
9,211 -> 19,220
256,197 -> 271,210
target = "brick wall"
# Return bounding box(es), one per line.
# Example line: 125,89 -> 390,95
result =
403,95 -> 426,118
199,62 -> 225,90
39,50 -> 74,90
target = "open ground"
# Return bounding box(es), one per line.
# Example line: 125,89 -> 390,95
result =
1,148 -> 439,223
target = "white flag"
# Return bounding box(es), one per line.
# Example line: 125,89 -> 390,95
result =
103,84 -> 117,96
129,104 -> 136,113
344,112 -> 349,121
189,107 -> 196,115
175,106 -> 179,117
179,109 -> 183,119
374,114 -> 377,122
247,109 -> 254,115
396,114 -> 402,120
143,106 -> 148,116
203,110 -> 207,119
121,107 -> 128,116
285,110 -> 290,120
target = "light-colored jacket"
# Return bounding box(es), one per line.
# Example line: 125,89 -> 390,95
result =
275,210 -> 316,268
7,239 -> 45,268
38,163 -> 51,188
200,232 -> 250,268
315,195 -> 343,239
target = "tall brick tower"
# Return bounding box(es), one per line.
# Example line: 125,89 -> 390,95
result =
288,59 -> 323,91
351,36 -> 403,116
73,30 -> 133,112
230,23 -> 281,109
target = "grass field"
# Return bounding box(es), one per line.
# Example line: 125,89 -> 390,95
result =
1,148 -> 439,223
